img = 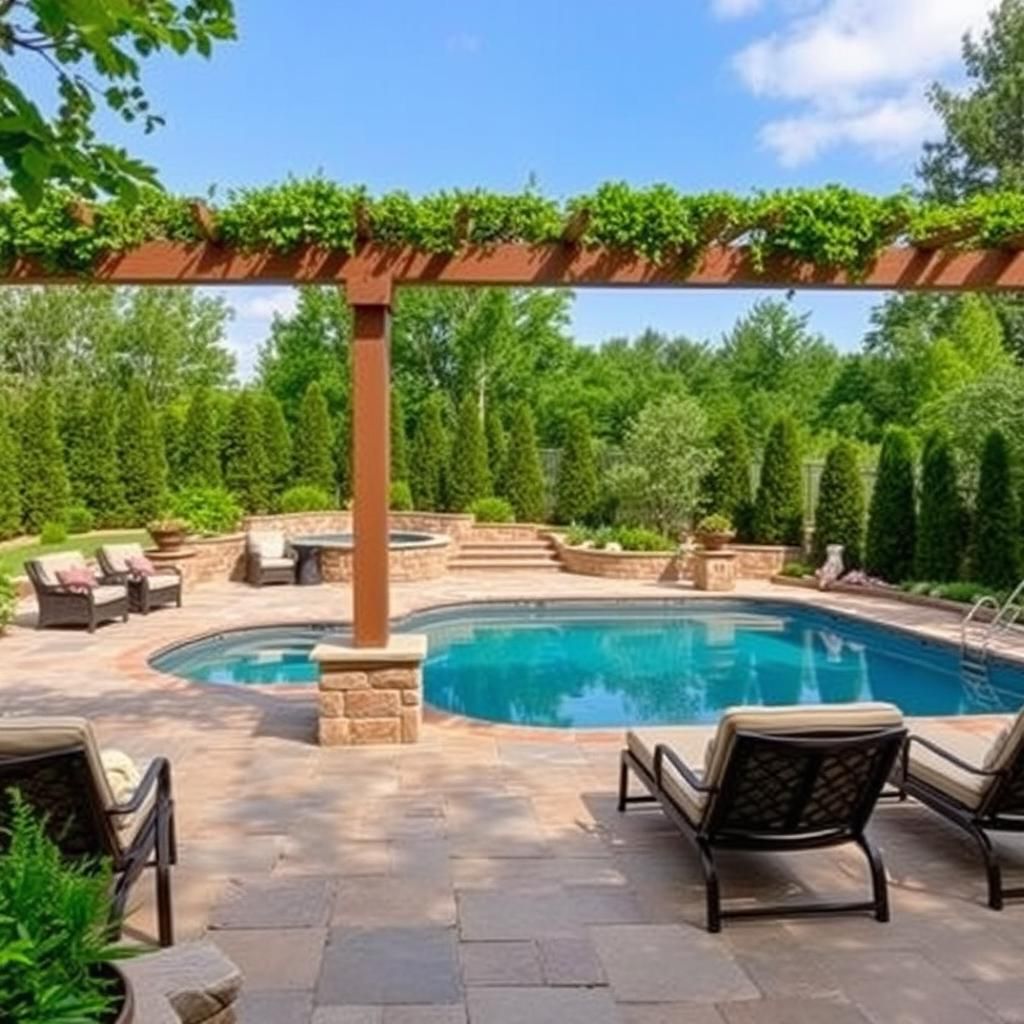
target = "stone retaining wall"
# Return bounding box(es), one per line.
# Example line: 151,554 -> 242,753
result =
243,510 -> 352,535
174,534 -> 247,586
320,538 -> 451,582
468,523 -> 547,542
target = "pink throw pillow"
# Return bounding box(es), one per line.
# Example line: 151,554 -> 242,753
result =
57,566 -> 96,594
126,554 -> 155,578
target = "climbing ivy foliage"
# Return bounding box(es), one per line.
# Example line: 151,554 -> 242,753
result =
5,178 -> 1024,276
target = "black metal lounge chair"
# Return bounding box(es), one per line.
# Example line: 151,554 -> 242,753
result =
25,552 -> 129,632
618,702 -> 906,932
0,716 -> 176,946
96,542 -> 183,614
895,712 -> 1024,910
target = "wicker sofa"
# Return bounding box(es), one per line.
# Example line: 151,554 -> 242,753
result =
97,543 -> 183,614
25,552 -> 129,632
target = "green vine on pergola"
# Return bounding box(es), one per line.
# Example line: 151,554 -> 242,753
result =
3,178 -> 1024,278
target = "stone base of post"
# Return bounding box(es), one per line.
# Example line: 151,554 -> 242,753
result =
312,633 -> 427,746
693,550 -> 737,592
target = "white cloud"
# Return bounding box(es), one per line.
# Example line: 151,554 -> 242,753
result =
726,0 -> 996,165
712,0 -> 763,18
235,288 -> 299,321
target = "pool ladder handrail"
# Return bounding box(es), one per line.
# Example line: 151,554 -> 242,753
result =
960,580 -> 1024,696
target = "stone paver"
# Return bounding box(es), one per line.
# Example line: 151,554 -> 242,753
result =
619,1007 -> 724,1024
457,888 -> 581,940
717,996 -> 871,1023
459,941 -> 544,986
333,877 -> 456,928
466,986 -> 621,1024
208,928 -> 325,991
209,876 -> 334,929
537,936 -> 607,986
235,990 -> 314,1024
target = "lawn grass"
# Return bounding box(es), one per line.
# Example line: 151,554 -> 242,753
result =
0,531 -> 148,577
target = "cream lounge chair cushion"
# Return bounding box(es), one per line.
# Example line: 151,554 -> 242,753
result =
92,584 -> 128,605
0,716 -> 151,845
31,551 -> 90,587
248,531 -> 287,560
625,727 -> 710,825
100,543 -> 145,574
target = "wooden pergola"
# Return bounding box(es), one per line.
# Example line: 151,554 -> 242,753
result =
8,235 -> 1024,649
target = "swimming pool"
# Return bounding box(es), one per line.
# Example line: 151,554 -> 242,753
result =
149,599 -> 1024,727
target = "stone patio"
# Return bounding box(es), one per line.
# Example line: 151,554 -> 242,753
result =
3,573 -> 1024,1023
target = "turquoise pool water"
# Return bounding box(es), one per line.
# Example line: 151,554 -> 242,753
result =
150,600 -> 1024,727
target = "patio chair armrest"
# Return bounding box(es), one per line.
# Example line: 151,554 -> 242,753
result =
99,570 -> 129,585
654,743 -> 712,792
905,734 -> 1005,778
108,756 -> 173,816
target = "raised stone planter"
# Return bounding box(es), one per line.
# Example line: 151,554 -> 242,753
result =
556,541 -> 682,580
313,633 -> 427,745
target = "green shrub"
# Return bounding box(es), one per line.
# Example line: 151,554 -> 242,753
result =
865,427 -> 917,583
389,480 -> 414,511
485,408 -> 508,498
20,386 -> 71,533
170,486 -> 242,535
0,401 -> 22,539
280,485 -> 334,513
504,403 -> 546,522
117,379 -> 167,525
293,382 -> 335,496
900,580 -> 997,604
0,791 -> 130,1022
916,429 -> 966,582
0,573 -> 15,632
470,496 -> 515,523
565,523 -> 589,546
448,393 -> 491,511
780,560 -> 814,578
554,410 -> 599,525
222,391 -> 271,514
391,390 -> 409,484
410,395 -> 448,512
39,521 -> 67,544
752,415 -> 803,545
180,387 -> 223,489
81,388 -> 127,528
704,415 -> 753,539
66,504 -> 95,535
971,429 -> 1020,588
613,526 -> 676,551
812,439 -> 865,568
259,392 -> 291,503
696,513 -> 733,534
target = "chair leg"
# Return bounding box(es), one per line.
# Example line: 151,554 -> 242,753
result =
696,837 -> 722,933
968,823 -> 1004,911
156,799 -> 174,946
618,756 -> 630,813
855,834 -> 890,922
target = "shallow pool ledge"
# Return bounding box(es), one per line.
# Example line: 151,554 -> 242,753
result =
311,633 -> 428,746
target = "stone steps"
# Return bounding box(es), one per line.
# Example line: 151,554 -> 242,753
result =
450,537 -> 562,572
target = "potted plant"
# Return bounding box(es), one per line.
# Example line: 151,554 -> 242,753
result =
695,513 -> 736,551
147,517 -> 189,552
0,790 -> 137,1022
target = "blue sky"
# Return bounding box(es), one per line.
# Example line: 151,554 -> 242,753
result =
74,0 -> 996,376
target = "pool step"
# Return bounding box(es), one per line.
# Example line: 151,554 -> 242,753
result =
450,538 -> 562,572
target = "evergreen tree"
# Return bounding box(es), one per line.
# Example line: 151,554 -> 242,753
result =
180,387 -> 222,489
505,402 -> 546,522
0,400 -> 22,538
222,391 -> 270,513
812,440 -> 866,569
391,389 -> 409,486
293,381 -> 335,496
160,405 -> 186,484
118,379 -> 166,524
916,430 -> 966,581
59,390 -> 93,509
82,388 -> 126,527
704,415 -> 753,538
334,403 -> 352,505
409,395 -> 448,511
752,415 -> 803,545
971,429 -> 1020,587
448,392 -> 491,511
259,392 -> 291,504
485,406 -> 508,498
20,386 -> 71,532
554,410 -> 598,524
865,428 -> 917,582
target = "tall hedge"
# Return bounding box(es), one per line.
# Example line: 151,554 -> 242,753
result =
485,407 -> 507,497
916,430 -> 965,581
118,380 -> 166,525
83,389 -> 127,527
334,404 -> 352,504
448,393 -> 491,511
259,392 -> 292,503
222,391 -> 270,513
0,401 -> 22,538
160,405 -> 186,484
293,382 -> 335,496
180,387 -> 222,489
812,439 -> 865,568
410,396 -> 448,511
20,386 -> 71,532
704,415 -> 753,538
60,391 -> 93,510
554,410 -> 598,524
971,429 -> 1020,588
391,389 -> 409,487
505,402 -> 546,523
752,415 -> 803,545
865,427 -> 916,583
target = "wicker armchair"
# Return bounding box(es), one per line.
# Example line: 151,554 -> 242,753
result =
619,702 -> 906,931
96,542 -> 183,614
0,716 -> 176,946
25,552 -> 129,632
247,530 -> 296,586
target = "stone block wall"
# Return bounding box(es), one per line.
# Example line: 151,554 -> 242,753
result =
468,523 -> 548,543
319,539 -> 450,582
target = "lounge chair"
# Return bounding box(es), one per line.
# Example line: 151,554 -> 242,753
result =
619,702 -> 906,931
0,716 -> 176,946
895,711 -> 1024,910
25,552 -> 129,632
96,542 -> 183,614
246,530 -> 296,586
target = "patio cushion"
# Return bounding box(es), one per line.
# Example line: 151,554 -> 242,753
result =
248,531 -> 285,560
906,744 -> 992,810
30,551 -> 89,587
100,748 -> 156,843
260,556 -> 294,570
93,584 -> 128,605
102,543 -> 145,574
145,573 -> 181,591
983,709 -> 1024,774
626,728 -> 709,825
126,554 -> 156,577
57,566 -> 96,593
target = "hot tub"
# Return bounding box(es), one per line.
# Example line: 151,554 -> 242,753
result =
289,531 -> 450,583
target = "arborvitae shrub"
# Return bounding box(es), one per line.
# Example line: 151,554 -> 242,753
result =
389,480 -> 414,511
916,430 -> 965,581
971,429 -> 1020,588
485,408 -> 507,498
160,405 -> 185,484
180,387 -> 222,489
293,382 -> 335,496
752,415 -> 803,545
391,390 -> 409,486
118,380 -> 166,525
448,393 -> 491,511
469,496 -> 515,523
82,388 -> 127,527
865,427 -> 917,583
258,392 -> 291,504
705,416 -> 753,540
505,403 -> 546,523
554,410 -> 599,525
0,401 -> 23,538
280,484 -> 334,513
410,396 -> 448,511
334,405 -> 352,504
20,387 -> 71,533
66,505 -> 94,534
812,439 -> 865,568
222,391 -> 270,513
60,392 -> 93,512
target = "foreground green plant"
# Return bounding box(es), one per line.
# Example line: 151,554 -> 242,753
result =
469,497 -> 515,523
170,486 -> 242,536
279,485 -> 334,514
